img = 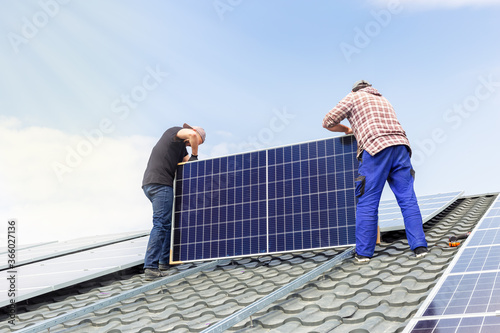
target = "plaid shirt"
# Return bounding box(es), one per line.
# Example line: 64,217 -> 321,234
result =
322,87 -> 410,159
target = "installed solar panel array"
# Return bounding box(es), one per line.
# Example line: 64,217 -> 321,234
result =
0,231 -> 148,270
404,195 -> 500,333
0,235 -> 148,307
171,136 -> 358,264
379,191 -> 463,232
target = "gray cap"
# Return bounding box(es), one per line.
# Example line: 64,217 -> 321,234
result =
183,123 -> 206,143
352,80 -> 371,91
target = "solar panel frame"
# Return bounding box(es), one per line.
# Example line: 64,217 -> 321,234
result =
170,136 -> 358,264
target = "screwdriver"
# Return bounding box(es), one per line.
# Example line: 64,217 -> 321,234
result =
449,232 -> 471,247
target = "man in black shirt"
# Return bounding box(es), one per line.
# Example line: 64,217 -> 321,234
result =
142,123 -> 206,280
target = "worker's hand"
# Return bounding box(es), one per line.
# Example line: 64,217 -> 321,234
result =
345,127 -> 353,135
188,155 -> 198,162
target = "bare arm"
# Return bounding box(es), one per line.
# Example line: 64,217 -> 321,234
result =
176,128 -> 200,156
325,124 -> 353,135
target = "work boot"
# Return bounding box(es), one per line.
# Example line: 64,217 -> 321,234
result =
414,247 -> 429,258
355,253 -> 371,263
144,268 -> 166,281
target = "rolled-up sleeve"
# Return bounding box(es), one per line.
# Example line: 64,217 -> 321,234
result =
322,94 -> 353,129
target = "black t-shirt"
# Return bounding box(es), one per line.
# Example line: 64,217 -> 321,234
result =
142,127 -> 188,187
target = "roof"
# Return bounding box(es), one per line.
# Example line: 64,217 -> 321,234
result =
0,193 -> 496,332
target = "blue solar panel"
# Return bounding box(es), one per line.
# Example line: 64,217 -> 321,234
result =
267,137 -> 357,254
171,136 -> 358,263
451,245 -> 500,274
467,228 -> 500,247
488,207 -> 500,216
422,271 -> 500,316
477,216 -> 500,230
171,150 -> 267,262
405,195 -> 500,333
410,316 -> 500,333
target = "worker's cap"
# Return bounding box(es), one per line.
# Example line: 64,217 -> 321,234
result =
183,123 -> 206,143
352,80 -> 372,92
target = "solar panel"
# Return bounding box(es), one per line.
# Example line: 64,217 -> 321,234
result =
451,245 -> 500,274
467,229 -> 500,247
0,236 -> 148,307
379,191 -> 463,232
0,231 -> 148,271
171,136 -> 358,264
410,316 -> 500,333
421,271 -> 500,316
477,216 -> 500,230
404,194 -> 500,333
0,241 -> 55,255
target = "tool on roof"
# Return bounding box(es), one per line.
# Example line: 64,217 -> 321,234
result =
449,232 -> 470,247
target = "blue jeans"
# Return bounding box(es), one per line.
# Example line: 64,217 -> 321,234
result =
143,184 -> 173,269
355,145 -> 427,257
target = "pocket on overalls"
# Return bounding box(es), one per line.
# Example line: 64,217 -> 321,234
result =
355,175 -> 366,198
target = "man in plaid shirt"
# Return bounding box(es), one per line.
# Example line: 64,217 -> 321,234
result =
322,80 -> 428,262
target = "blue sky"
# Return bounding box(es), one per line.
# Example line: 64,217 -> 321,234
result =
1,0 -> 499,245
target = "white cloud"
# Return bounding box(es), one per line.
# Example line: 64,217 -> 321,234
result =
0,117 -> 156,245
369,0 -> 500,10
